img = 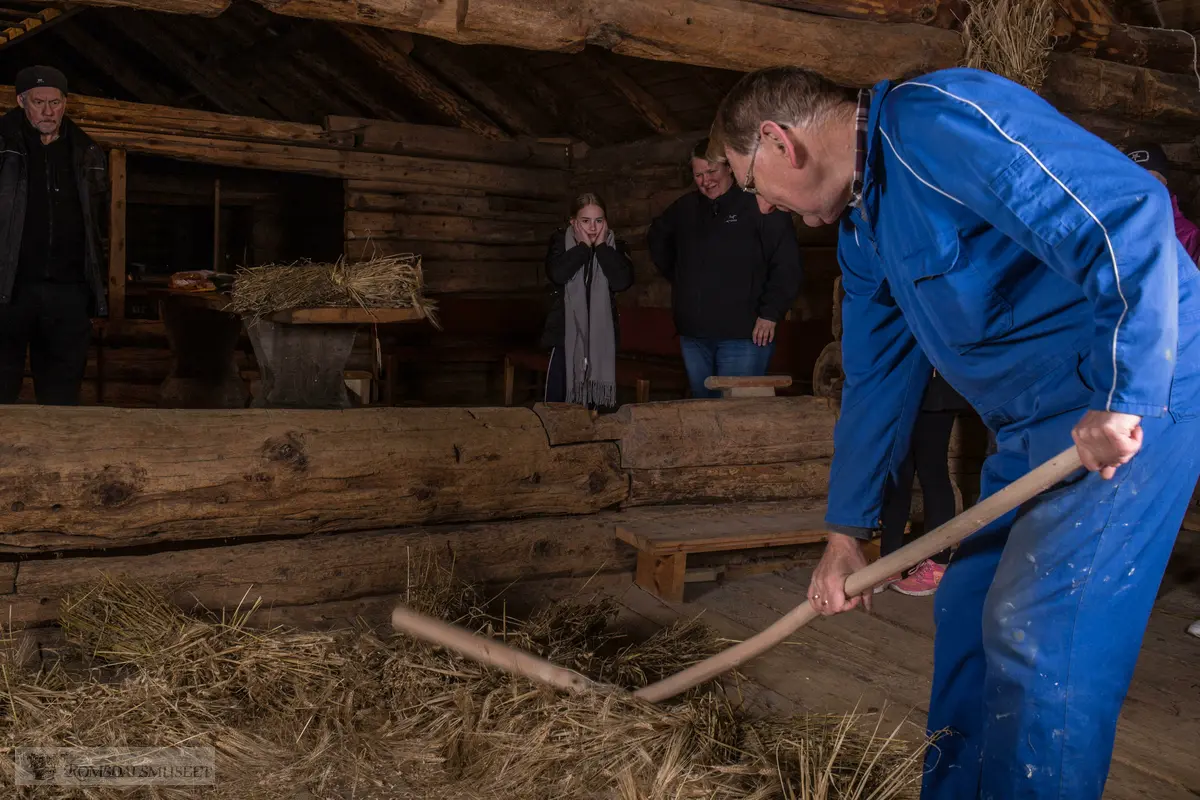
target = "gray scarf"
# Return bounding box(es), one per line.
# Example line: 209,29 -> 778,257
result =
562,227 -> 617,408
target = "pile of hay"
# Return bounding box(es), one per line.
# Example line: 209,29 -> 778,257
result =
230,253 -> 437,325
962,0 -> 1057,91
0,567 -> 932,799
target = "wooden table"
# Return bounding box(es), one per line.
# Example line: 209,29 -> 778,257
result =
246,306 -> 425,409
152,289 -> 248,409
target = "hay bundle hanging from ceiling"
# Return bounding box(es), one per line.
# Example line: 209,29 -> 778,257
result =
962,0 -> 1057,91
230,253 -> 438,326
0,565 -> 934,800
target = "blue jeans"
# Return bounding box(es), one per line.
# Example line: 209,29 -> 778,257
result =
922,353 -> 1200,799
678,336 -> 774,399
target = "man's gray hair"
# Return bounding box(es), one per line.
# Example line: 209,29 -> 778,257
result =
713,67 -> 856,157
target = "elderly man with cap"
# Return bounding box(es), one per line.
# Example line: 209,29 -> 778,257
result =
712,65 -> 1200,799
0,65 -> 108,405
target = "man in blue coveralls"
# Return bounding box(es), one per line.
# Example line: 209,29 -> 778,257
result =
712,66 -> 1200,799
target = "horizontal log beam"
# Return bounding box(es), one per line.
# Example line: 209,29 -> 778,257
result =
0,406 -> 626,551
0,86 -> 345,147
0,499 -> 824,629
612,396 -> 837,469
344,211 -> 554,244
626,460 -> 832,505
1052,18 -> 1200,75
421,261 -> 544,293
86,128 -> 569,198
346,191 -> 562,221
74,0 -> 962,88
751,0 -> 964,26
1042,53 -> 1200,125
345,239 -> 545,262
326,116 -> 569,168
64,0 -> 1200,127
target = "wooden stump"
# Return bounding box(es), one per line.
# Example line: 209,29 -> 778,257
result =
812,341 -> 844,403
158,294 -> 248,409
246,320 -> 357,409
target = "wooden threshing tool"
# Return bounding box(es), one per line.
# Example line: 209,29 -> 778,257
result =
391,446 -> 1084,703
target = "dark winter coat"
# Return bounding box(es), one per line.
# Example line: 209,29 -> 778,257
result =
0,108 -> 108,315
647,185 -> 802,340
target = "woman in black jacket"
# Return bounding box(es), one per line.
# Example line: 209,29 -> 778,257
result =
540,193 -> 634,408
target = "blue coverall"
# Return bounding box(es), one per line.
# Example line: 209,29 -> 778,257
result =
825,68 -> 1200,799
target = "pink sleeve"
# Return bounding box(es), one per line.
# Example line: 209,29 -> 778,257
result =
1174,200 -> 1200,266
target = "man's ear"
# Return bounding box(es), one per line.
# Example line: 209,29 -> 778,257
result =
762,121 -> 803,170
15,93 -> 25,110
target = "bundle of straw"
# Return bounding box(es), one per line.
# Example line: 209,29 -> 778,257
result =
231,253 -> 438,326
962,0 -> 1057,91
0,564 -> 933,800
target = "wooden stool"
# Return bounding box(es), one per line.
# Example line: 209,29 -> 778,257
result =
704,374 -> 792,398
617,509 -> 827,602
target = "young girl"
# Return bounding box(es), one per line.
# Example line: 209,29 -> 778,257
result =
540,193 -> 634,408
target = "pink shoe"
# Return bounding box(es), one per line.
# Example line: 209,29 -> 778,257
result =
891,559 -> 945,597
873,573 -> 902,594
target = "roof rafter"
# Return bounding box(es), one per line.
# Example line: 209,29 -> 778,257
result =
335,24 -> 505,138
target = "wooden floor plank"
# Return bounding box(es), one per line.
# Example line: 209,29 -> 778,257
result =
605,548 -> 1200,799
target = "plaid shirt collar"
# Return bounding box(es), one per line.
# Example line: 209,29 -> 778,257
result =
848,88 -> 871,209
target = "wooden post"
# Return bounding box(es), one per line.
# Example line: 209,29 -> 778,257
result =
635,551 -> 687,603
212,178 -> 221,272
503,356 -> 515,405
106,147 -> 127,325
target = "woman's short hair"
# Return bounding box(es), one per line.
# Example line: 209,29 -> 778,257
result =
713,66 -> 855,158
691,137 -> 727,165
570,192 -> 606,218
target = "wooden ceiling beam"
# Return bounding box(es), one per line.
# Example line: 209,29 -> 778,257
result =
581,48 -> 685,135
51,21 -> 179,106
334,24 -> 505,138
749,0 -> 964,27
112,11 -> 280,118
409,37 -> 546,136
50,0 -> 1200,126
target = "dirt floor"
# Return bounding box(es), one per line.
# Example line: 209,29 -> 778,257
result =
599,527 -> 1200,799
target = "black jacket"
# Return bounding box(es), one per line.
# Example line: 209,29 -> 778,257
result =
539,228 -> 635,349
0,109 -> 109,315
647,185 -> 802,340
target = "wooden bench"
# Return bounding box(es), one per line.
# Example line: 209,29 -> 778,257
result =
704,374 -> 793,398
617,509 -> 828,602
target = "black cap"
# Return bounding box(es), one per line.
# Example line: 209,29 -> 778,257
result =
14,65 -> 67,96
1125,143 -> 1169,175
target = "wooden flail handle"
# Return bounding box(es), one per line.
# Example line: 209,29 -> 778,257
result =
390,604 -> 598,693
632,446 -> 1084,703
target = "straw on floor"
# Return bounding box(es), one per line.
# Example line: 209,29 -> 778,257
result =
230,253 -> 438,327
0,564 -> 934,799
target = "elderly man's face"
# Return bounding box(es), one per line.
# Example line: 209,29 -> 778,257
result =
18,87 -> 66,139
691,157 -> 733,200
726,129 -> 850,227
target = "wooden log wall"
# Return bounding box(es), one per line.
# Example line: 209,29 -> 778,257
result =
0,396 -> 992,632
336,118 -> 570,296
